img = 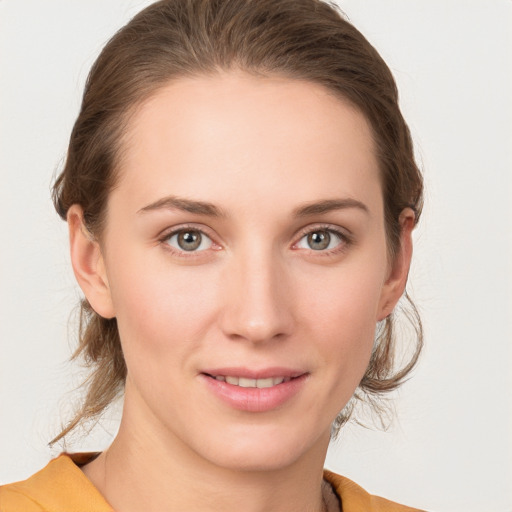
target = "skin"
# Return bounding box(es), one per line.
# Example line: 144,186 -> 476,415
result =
68,71 -> 414,512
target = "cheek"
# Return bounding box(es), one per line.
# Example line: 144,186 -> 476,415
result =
298,256 -> 387,371
106,247 -> 221,358
301,259 -> 385,331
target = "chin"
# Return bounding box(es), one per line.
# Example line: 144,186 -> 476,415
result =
203,446 -> 304,473
190,422 -> 330,473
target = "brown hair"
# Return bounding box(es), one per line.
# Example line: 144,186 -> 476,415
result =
51,0 -> 423,443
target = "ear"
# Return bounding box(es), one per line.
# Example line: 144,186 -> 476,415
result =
377,208 -> 415,321
67,205 -> 115,319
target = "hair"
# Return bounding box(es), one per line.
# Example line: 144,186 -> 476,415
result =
51,0 -> 423,444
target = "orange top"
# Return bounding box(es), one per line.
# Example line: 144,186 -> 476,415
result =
0,454 -> 424,512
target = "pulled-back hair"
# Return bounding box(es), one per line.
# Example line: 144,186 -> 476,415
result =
52,0 -> 423,443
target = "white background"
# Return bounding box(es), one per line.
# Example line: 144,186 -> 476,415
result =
0,1 -> 511,511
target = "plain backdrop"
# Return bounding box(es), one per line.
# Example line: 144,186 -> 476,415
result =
0,1 -> 511,511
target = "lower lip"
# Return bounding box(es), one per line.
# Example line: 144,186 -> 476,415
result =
201,374 -> 308,412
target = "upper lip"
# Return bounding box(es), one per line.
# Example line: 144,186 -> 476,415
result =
201,367 -> 306,379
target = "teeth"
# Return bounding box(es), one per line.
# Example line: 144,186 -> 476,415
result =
256,377 -> 274,388
216,375 -> 290,388
238,377 -> 256,387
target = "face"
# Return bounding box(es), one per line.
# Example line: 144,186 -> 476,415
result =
71,71 -> 411,472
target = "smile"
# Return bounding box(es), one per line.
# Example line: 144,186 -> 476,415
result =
212,376 -> 290,388
201,370 -> 307,412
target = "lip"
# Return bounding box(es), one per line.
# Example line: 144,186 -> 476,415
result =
202,367 -> 305,380
200,367 -> 309,413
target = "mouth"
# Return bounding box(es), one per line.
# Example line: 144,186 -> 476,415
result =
200,369 -> 308,412
205,375 -> 294,388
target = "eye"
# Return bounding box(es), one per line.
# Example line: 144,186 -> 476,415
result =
295,229 -> 344,251
165,229 -> 213,252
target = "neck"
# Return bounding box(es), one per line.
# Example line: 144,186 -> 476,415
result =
82,390 -> 331,512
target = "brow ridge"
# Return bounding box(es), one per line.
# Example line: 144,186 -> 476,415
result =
138,195 -> 226,217
293,198 -> 369,217
138,195 -> 368,218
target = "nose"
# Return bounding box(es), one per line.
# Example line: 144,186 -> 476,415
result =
218,248 -> 295,344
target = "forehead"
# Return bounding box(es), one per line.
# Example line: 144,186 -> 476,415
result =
113,71 -> 381,216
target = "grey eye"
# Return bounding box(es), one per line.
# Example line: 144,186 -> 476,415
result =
307,231 -> 331,250
166,229 -> 213,252
295,229 -> 344,252
178,230 -> 201,251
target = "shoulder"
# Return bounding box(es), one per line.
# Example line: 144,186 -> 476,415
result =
0,485 -> 43,512
323,469 -> 426,512
0,453 -> 112,512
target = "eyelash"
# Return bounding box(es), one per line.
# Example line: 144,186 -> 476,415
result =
293,224 -> 352,257
158,224 -> 219,258
158,223 -> 352,258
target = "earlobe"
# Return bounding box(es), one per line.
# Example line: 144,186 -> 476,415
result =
67,205 -> 115,319
377,208 -> 415,321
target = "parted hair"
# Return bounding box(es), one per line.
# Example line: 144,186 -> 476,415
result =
51,0 -> 423,443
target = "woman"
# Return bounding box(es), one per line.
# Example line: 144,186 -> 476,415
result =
0,0 -> 424,510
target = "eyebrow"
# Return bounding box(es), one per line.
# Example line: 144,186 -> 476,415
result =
138,195 -> 226,217
292,198 -> 369,217
138,195 -> 369,218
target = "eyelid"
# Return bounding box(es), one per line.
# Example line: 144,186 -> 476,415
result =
291,223 -> 353,253
156,222 -> 352,257
158,223 -> 222,255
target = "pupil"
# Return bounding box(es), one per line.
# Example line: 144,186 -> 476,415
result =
178,230 -> 201,251
308,231 -> 330,250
